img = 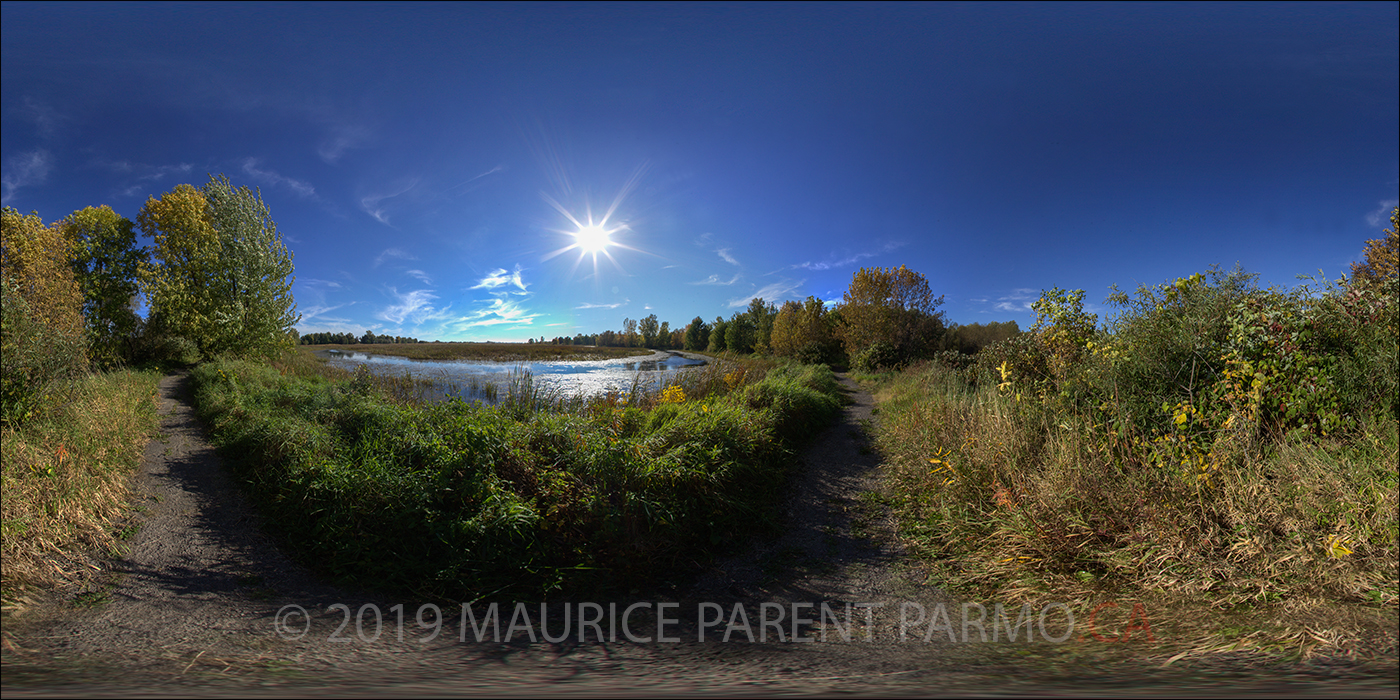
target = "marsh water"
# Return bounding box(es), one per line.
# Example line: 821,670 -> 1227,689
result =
321,348 -> 707,403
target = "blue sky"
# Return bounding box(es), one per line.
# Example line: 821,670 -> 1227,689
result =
3,2 -> 1396,341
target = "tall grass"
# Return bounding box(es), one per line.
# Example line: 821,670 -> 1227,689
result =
1,370 -> 162,599
871,268 -> 1399,615
189,350 -> 841,600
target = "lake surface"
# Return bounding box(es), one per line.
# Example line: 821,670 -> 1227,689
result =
322,349 -> 708,403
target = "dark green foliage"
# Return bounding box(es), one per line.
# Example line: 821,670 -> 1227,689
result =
1,279 -> 86,425
189,357 -> 844,599
852,341 -> 903,372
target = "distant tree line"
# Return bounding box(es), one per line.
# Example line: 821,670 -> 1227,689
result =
527,264 -> 1024,372
300,331 -> 423,345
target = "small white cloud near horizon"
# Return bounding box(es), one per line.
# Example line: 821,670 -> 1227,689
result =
2,149 -> 52,205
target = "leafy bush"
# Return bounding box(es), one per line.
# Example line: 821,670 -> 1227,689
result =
190,356 -> 844,599
1,279 -> 87,426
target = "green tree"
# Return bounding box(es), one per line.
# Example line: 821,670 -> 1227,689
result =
639,313 -> 659,347
708,317 -> 728,352
746,297 -> 777,354
60,205 -> 147,367
657,320 -> 671,349
725,312 -> 755,354
684,316 -> 710,351
138,175 -> 298,357
837,265 -> 945,366
2,208 -> 87,424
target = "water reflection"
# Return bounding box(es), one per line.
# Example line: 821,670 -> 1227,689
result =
321,349 -> 706,404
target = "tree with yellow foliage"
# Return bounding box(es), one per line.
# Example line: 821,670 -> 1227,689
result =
836,265 -> 945,368
1,207 -> 87,424
1351,206 -> 1399,285
138,175 -> 298,358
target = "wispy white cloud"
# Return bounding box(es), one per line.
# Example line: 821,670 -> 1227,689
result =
1367,199 -> 1399,227
300,303 -> 352,322
471,264 -> 529,292
793,242 -> 905,271
992,288 -> 1037,313
690,274 -> 741,286
405,269 -> 433,285
575,299 -> 629,309
361,179 -> 417,225
454,296 -> 541,329
716,248 -> 740,266
318,125 -> 370,164
448,165 -> 504,198
241,158 -> 316,198
20,98 -> 67,139
377,288 -> 451,325
373,248 -> 416,267
1,149 -> 51,205
302,278 -> 344,289
728,279 -> 804,308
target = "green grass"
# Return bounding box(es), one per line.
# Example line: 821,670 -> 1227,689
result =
189,352 -> 842,600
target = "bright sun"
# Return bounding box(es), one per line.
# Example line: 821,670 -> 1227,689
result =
575,224 -> 611,253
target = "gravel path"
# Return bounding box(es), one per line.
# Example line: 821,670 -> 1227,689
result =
2,372 -> 1394,697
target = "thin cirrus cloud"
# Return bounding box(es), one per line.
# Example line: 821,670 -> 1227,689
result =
317,124 -> 370,164
992,288 -> 1037,313
1,149 -> 51,205
360,179 -> 418,224
716,248 -> 740,265
575,299 -> 629,310
690,274 -> 741,286
793,242 -> 905,271
241,158 -> 317,199
454,296 -> 540,329
1367,199 -> 1399,227
727,279 -> 805,308
376,288 -> 450,326
405,269 -> 433,285
373,247 -> 416,268
471,264 -> 529,292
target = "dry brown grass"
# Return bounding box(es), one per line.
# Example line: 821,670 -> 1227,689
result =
869,360 -> 1398,660
1,370 -> 162,600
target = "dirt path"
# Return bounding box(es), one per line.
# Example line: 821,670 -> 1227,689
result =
2,372 -> 1394,696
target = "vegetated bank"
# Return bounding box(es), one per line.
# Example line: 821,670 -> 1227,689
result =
866,264 -> 1397,654
190,349 -> 843,600
300,341 -> 655,363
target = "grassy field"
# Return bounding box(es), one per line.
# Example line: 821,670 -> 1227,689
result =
864,269 -> 1398,659
191,348 -> 840,600
1,369 -> 163,599
301,342 -> 656,362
